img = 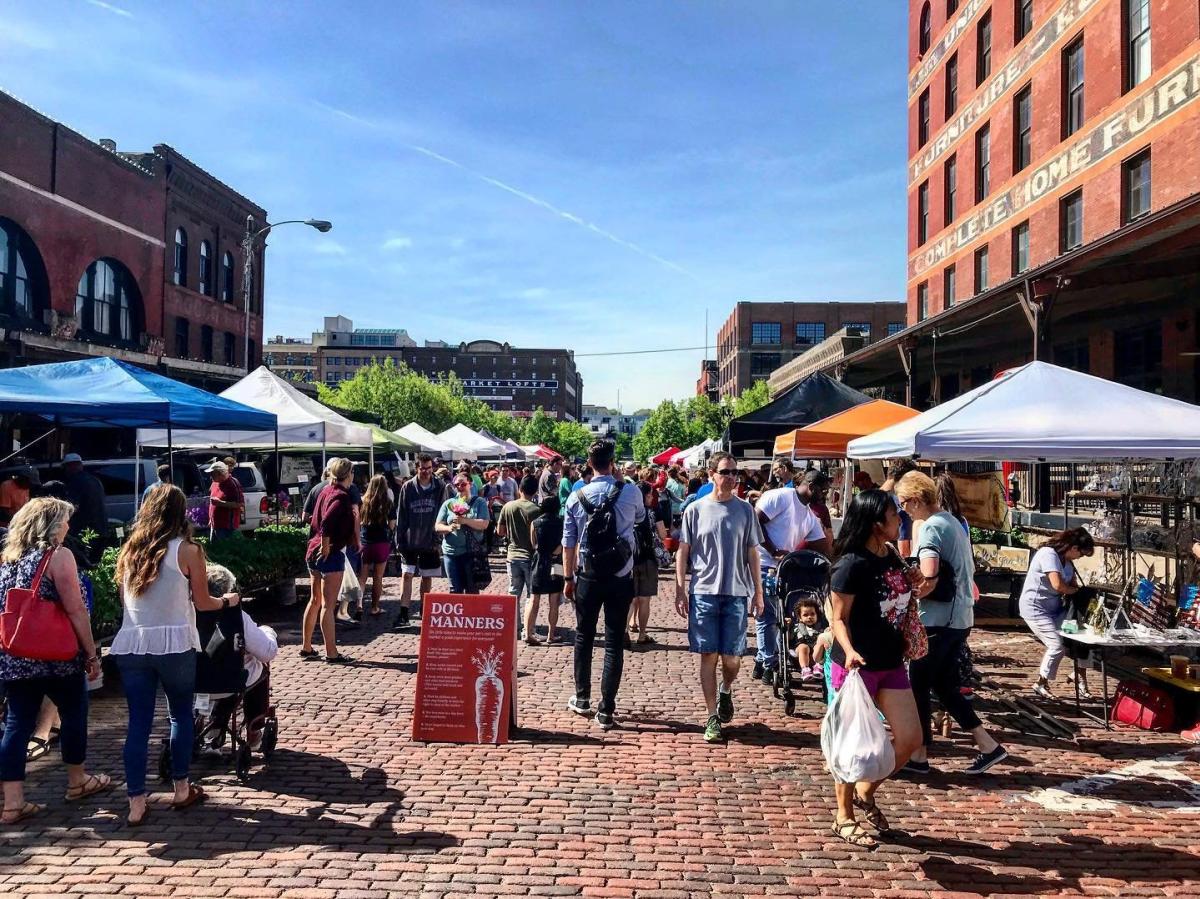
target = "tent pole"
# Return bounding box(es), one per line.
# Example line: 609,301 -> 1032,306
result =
274,427 -> 280,525
321,433 -> 326,472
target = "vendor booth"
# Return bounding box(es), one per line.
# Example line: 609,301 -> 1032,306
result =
521,444 -> 561,462
651,446 -> 681,466
479,430 -> 525,460
727,372 -> 870,459
438,424 -> 509,460
397,423 -> 466,460
774,399 -> 917,460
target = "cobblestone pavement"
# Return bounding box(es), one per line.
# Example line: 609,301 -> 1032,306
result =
3,564 -> 1200,898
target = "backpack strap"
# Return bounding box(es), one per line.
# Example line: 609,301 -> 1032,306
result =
578,491 -> 597,516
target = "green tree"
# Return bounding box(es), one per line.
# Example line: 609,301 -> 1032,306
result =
613,431 -> 633,460
730,379 -> 771,419
632,399 -> 691,462
522,407 -> 557,447
320,358 -> 458,432
551,420 -> 593,460
681,395 -> 729,444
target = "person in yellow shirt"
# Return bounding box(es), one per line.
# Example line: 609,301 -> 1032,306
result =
0,468 -> 37,525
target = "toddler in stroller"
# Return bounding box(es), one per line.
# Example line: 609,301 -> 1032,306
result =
789,596 -> 829,682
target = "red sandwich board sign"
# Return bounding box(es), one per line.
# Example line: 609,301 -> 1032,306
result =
412,592 -> 519,744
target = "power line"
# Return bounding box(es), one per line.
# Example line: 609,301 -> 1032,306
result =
573,345 -> 711,357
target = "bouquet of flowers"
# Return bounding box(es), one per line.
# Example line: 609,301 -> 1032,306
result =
449,500 -> 471,518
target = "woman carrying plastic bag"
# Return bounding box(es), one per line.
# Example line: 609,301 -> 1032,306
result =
823,490 -> 924,849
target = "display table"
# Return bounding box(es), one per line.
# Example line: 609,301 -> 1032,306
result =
1060,628 -> 1200,729
1143,666 -> 1200,728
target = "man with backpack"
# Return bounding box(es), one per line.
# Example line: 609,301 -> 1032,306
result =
395,454 -> 450,627
562,439 -> 645,730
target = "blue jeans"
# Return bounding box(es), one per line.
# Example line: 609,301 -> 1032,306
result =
0,673 -> 89,782
443,554 -> 475,594
115,650 -> 196,796
688,593 -> 749,656
755,589 -> 779,666
210,527 -> 236,541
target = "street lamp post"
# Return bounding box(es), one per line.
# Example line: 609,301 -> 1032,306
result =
241,215 -> 333,373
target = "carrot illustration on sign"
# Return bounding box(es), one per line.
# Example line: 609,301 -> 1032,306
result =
473,644 -> 505,743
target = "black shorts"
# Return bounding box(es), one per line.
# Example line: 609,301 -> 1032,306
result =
401,549 -> 441,577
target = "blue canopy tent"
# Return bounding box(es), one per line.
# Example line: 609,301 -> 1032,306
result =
0,357 -> 278,509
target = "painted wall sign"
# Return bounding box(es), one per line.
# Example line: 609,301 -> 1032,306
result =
910,0 -> 1101,186
908,0 -> 988,99
909,54 -> 1200,280
463,378 -> 558,390
411,593 -> 519,744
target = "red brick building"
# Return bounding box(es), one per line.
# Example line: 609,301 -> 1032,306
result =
0,91 -> 266,389
833,0 -> 1200,408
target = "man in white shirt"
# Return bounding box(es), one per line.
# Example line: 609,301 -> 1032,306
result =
753,477 -> 832,685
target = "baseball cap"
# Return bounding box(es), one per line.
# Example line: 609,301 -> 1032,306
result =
204,461 -> 229,475
20,465 -> 41,486
62,453 -> 83,464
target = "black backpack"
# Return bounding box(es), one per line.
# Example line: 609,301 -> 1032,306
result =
578,482 -> 631,577
633,514 -> 655,564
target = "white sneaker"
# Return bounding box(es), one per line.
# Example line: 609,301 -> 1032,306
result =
567,696 -> 593,717
1032,682 -> 1053,700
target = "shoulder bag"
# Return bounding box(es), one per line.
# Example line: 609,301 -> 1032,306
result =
0,549 -> 80,662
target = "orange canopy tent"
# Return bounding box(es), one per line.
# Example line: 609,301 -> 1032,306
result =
773,400 -> 918,459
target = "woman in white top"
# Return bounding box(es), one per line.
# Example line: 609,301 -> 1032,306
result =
112,485 -> 239,826
1019,527 -> 1094,699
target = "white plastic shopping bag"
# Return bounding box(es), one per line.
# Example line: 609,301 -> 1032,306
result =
339,556 -> 363,605
820,668 -> 895,784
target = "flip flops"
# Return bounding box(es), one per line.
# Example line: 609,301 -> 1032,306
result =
1,802 -> 44,825
170,784 -> 206,811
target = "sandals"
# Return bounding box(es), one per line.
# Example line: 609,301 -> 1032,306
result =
831,818 -> 877,849
325,654 -> 353,665
1,801 -> 43,825
636,635 -> 656,645
170,784 -> 206,810
65,772 -> 113,802
853,795 -> 891,833
26,736 -> 50,762
127,805 -> 151,828
299,648 -> 320,660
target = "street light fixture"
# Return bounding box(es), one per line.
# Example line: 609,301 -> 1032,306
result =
241,215 -> 333,372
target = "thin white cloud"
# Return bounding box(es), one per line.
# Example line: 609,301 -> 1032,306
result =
86,0 -> 134,18
313,241 -> 348,256
381,236 -> 413,251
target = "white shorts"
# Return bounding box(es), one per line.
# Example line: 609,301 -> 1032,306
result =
401,549 -> 441,578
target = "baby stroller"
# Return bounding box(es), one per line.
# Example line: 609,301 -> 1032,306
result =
158,605 -> 278,784
768,549 -> 831,717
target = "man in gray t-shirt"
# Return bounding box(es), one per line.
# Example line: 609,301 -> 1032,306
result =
675,451 -> 764,743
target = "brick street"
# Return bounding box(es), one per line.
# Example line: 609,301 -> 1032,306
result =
3,568 -> 1200,898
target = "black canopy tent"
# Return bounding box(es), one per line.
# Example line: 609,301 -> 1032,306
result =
726,372 -> 871,458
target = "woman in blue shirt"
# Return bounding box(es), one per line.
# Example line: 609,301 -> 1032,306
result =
434,474 -> 490,593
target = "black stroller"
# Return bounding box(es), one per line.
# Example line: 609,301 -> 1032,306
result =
768,549 -> 831,716
158,605 -> 278,784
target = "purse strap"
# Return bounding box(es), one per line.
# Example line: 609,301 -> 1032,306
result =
28,548 -> 55,597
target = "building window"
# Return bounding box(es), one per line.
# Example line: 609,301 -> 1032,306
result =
221,251 -> 235,302
1114,322 -> 1162,392
198,241 -> 211,295
943,265 -> 956,309
200,325 -> 213,363
1060,190 -> 1084,251
0,218 -> 47,321
918,180 -> 930,244
976,11 -> 992,85
173,227 -> 188,287
175,317 -> 189,358
947,0 -> 958,13
1125,0 -> 1151,91
1063,37 -> 1085,138
1012,221 -> 1030,274
1056,338 -> 1090,374
974,246 -> 989,292
75,259 -> 140,345
750,322 -> 781,344
917,283 -> 929,321
795,322 -> 826,345
1014,85 -> 1032,172
224,332 -> 236,366
888,322 -> 905,336
919,2 -> 932,54
750,353 -> 781,378
842,322 -> 872,340
945,53 -> 958,117
975,124 -> 990,202
918,89 -> 931,147
1015,0 -> 1033,42
1123,149 -> 1152,222
248,339 -> 257,369
944,155 -> 957,224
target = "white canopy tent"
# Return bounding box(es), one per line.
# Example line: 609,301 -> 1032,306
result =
847,361 -> 1200,462
438,424 -> 508,459
395,423 -> 467,459
670,438 -> 722,468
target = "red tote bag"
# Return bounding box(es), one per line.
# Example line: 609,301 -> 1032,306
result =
0,550 -> 80,662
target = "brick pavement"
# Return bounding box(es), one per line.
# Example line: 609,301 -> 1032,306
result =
2,563 -> 1200,898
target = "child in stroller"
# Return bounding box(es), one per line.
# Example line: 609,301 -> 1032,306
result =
196,564 -> 279,759
789,596 -> 828,682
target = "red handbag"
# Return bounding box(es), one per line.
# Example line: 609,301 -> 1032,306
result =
1110,679 -> 1175,732
0,550 -> 80,662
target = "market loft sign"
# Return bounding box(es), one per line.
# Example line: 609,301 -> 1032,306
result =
463,378 -> 558,390
910,0 -> 1101,186
908,0 -> 987,99
909,53 -> 1200,280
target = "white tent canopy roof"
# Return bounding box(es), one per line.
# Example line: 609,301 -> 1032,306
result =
137,366 -> 373,448
847,361 -> 1200,462
671,438 -> 722,468
438,424 -> 508,459
395,423 -> 466,459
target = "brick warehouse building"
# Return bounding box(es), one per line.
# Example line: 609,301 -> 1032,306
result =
715,300 -> 905,399
0,91 -> 267,389
267,316 -> 584,421
829,0 -> 1200,410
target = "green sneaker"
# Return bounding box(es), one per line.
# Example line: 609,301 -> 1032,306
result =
704,714 -> 724,743
717,688 -> 734,724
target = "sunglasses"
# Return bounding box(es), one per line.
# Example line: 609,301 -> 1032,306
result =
715,468 -> 738,477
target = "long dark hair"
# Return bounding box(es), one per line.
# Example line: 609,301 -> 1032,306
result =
1046,526 -> 1095,558
936,473 -> 963,520
833,489 -> 894,559
117,484 -> 193,596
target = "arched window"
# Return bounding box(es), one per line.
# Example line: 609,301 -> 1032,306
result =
919,2 -> 932,54
221,250 -> 234,302
0,218 -> 49,321
173,227 -> 188,286
198,240 -> 211,295
75,259 -> 142,345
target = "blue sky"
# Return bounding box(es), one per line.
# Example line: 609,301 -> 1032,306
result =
2,0 -> 908,411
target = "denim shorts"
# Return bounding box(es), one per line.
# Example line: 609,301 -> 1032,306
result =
688,593 -> 748,656
308,549 -> 346,575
